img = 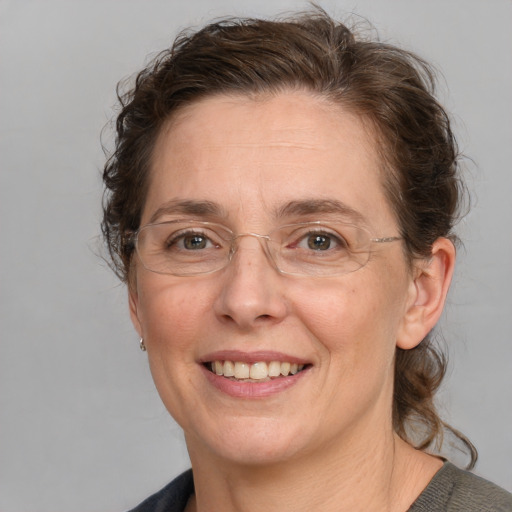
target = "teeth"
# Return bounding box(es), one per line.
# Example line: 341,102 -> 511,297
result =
268,361 -> 281,377
234,362 -> 250,379
213,361 -> 223,375
208,360 -> 306,380
223,360 -> 235,377
249,362 -> 268,379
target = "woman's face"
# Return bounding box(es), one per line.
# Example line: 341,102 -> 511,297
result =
129,91 -> 419,466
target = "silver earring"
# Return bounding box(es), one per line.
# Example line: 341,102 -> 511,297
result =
139,338 -> 146,352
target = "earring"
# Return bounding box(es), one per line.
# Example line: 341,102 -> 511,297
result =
139,338 -> 146,352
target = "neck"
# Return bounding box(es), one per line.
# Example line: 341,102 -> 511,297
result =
185,428 -> 441,512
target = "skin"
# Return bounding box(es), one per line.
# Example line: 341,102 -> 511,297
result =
129,91 -> 455,512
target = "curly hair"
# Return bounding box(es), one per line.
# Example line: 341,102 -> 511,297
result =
102,9 -> 476,467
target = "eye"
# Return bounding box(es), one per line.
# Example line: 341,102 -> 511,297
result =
306,233 -> 333,251
294,230 -> 348,252
182,233 -> 209,250
166,230 -> 217,251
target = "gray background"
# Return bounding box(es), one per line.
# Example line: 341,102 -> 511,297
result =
1,0 -> 511,510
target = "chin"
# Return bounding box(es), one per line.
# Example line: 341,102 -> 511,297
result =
186,416 -> 313,467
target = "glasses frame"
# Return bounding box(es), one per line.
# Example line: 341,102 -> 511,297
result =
131,219 -> 402,277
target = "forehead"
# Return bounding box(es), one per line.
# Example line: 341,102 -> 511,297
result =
145,91 -> 395,230
156,91 -> 374,162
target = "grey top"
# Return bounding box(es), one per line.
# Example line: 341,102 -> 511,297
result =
128,462 -> 512,511
408,461 -> 512,511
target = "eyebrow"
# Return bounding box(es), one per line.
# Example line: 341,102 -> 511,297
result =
148,198 -> 367,225
148,199 -> 227,224
275,199 -> 367,225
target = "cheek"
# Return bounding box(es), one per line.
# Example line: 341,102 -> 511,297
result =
134,277 -> 217,425
291,273 -> 406,362
136,276 -> 215,350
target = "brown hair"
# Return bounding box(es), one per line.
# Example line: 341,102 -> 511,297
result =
102,9 -> 476,466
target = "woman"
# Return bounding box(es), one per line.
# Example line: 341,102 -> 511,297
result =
102,10 -> 512,512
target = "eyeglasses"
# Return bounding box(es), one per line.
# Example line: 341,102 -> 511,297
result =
131,220 -> 401,277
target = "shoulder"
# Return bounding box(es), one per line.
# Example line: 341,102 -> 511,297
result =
126,469 -> 194,512
409,462 -> 512,512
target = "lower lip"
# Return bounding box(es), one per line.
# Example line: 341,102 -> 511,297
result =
201,365 -> 309,398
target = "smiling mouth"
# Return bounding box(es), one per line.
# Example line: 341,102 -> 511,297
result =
205,360 -> 308,382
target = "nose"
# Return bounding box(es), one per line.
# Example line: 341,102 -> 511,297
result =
213,235 -> 288,331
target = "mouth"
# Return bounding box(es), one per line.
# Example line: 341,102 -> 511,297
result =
204,360 -> 309,382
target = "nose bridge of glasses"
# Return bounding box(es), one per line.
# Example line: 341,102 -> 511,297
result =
228,232 -> 276,266
232,232 -> 271,242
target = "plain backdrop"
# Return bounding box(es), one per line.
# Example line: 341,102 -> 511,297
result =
1,0 -> 511,510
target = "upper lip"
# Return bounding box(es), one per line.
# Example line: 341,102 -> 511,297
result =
199,350 -> 311,365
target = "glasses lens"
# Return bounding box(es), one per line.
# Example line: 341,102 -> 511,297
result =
136,221 -> 232,275
270,222 -> 371,276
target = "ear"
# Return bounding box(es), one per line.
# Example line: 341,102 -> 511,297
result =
128,284 -> 143,338
396,237 -> 456,350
